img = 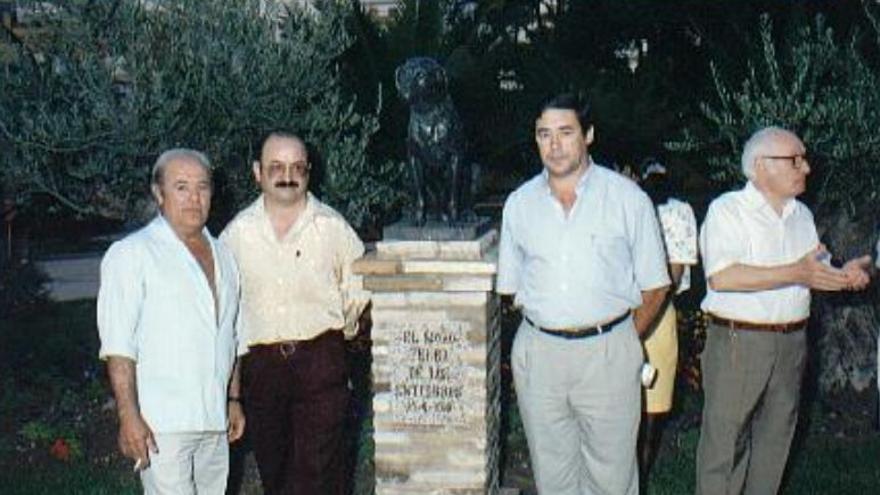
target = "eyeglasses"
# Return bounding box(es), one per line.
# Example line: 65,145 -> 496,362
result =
759,154 -> 809,170
266,160 -> 311,176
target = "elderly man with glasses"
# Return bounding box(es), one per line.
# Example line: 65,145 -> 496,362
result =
695,126 -> 871,495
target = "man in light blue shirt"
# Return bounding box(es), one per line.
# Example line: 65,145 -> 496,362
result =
97,149 -> 244,494
497,93 -> 670,494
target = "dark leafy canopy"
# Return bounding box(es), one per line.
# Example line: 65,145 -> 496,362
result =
667,7 -> 880,218
0,0 -> 404,231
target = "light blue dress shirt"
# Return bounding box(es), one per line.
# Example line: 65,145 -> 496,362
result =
497,163 -> 670,328
97,215 -> 240,433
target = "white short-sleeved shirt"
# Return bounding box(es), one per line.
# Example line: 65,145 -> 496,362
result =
657,197 -> 698,293
497,163 -> 670,328
97,216 -> 241,433
700,181 -> 818,323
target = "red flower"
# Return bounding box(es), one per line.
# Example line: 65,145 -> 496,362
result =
50,438 -> 71,462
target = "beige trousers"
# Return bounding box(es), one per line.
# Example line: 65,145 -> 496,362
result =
140,431 -> 229,495
513,318 -> 643,495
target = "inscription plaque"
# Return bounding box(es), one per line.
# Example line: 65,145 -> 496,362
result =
389,320 -> 468,425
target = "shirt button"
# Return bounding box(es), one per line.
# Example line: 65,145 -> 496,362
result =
561,283 -> 568,291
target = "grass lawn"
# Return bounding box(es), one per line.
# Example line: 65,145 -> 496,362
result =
2,301 -> 878,494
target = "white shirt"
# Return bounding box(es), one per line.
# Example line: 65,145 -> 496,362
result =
700,181 -> 818,323
97,216 -> 241,433
221,193 -> 369,344
657,197 -> 698,294
497,163 -> 670,328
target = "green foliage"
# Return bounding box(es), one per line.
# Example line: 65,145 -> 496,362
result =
0,260 -> 48,317
667,11 -> 880,216
0,0 -> 404,230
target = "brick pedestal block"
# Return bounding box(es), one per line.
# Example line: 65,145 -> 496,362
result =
354,230 -> 501,495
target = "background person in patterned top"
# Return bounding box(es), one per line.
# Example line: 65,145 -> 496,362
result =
497,92 -> 671,495
696,126 -> 871,495
636,159 -> 698,488
221,132 -> 368,495
98,149 -> 244,494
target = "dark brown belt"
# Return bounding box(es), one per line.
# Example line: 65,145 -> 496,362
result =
524,311 -> 630,339
708,314 -> 807,334
249,330 -> 341,358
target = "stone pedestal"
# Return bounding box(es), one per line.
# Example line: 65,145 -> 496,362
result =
354,229 -> 501,495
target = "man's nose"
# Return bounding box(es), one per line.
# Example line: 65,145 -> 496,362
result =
282,164 -> 294,181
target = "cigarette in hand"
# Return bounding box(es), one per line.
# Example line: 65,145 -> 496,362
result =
133,458 -> 143,472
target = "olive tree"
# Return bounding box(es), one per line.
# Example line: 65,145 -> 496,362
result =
0,0 -> 404,231
668,10 -> 880,392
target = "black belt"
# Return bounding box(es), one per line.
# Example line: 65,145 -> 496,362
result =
524,311 -> 631,339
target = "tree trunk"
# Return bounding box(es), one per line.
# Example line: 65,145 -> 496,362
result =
813,207 -> 879,393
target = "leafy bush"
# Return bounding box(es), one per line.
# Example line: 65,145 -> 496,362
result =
0,260 -> 48,316
0,0 -> 404,231
666,12 -> 880,217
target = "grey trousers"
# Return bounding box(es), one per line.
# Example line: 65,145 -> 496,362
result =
513,318 -> 643,495
695,322 -> 807,495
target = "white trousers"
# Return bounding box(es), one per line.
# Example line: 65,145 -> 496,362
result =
140,431 -> 229,495
513,318 -> 643,495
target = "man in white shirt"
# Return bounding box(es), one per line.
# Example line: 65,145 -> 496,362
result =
221,132 -> 368,495
696,126 -> 870,495
497,93 -> 670,495
97,149 -> 245,494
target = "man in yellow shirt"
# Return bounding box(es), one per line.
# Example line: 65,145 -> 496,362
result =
221,132 -> 368,495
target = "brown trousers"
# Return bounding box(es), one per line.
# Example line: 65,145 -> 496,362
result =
243,330 -> 350,495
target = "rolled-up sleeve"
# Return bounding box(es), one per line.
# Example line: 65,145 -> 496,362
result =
631,193 -> 671,291
339,223 -> 369,339
496,196 -> 523,295
700,201 -> 745,277
96,241 -> 144,361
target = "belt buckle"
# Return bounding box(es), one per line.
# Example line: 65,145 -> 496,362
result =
278,341 -> 297,358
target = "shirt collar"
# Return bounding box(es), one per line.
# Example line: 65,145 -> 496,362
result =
743,181 -> 797,219
254,191 -> 324,240
539,158 -> 595,196
151,214 -> 213,245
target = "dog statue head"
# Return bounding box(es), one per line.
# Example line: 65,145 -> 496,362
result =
395,57 -> 449,106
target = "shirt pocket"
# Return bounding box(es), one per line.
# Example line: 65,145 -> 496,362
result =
584,232 -> 632,288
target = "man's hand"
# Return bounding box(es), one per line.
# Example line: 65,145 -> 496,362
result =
117,410 -> 157,470
227,401 -> 246,443
106,356 -> 155,470
842,255 -> 872,290
796,246 -> 850,291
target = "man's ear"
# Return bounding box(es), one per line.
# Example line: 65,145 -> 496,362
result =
584,126 -> 595,146
151,183 -> 163,206
252,160 -> 262,183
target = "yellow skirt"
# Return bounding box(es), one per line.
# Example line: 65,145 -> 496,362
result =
643,305 -> 678,413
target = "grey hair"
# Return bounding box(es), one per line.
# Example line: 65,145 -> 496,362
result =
740,126 -> 794,179
151,148 -> 213,186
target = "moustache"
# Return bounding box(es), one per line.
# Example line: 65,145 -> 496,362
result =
274,181 -> 300,189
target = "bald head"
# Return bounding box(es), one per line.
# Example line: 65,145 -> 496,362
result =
259,132 -> 306,164
741,126 -> 801,179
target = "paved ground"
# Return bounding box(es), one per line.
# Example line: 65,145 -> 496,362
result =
36,253 -> 102,301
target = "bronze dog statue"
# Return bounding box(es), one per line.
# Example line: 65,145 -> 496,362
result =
395,57 -> 475,225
